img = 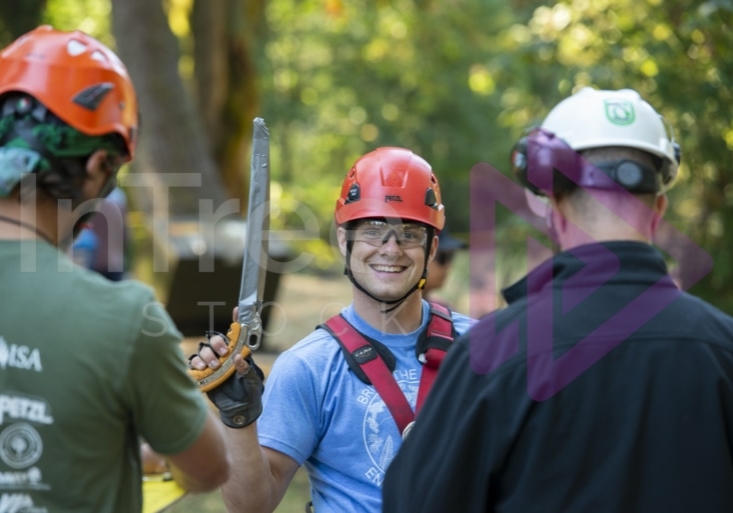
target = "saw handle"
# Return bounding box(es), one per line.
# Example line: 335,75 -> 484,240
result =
188,321 -> 252,392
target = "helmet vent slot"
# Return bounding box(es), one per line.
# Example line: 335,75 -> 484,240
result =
66,39 -> 87,56
73,83 -> 114,111
345,183 -> 360,204
424,188 -> 438,209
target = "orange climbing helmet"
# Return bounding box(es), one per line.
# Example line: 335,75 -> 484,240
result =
0,25 -> 139,160
335,147 -> 445,230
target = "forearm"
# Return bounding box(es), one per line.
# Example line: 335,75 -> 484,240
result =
168,461 -> 225,494
165,411 -> 231,493
220,422 -> 297,513
189,342 -> 296,511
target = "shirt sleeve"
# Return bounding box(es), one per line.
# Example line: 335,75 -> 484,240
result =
452,311 -> 478,336
127,298 -> 209,455
257,348 -> 323,465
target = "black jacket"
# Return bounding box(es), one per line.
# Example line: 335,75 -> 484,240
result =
383,241 -> 733,513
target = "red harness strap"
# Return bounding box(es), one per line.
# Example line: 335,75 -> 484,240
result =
322,303 -> 454,436
415,303 -> 453,412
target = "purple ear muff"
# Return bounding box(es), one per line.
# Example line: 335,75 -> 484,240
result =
510,127 -> 586,195
510,127 -> 662,195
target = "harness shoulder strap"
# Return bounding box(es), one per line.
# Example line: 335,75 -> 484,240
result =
415,302 -> 455,411
319,304 -> 456,435
320,315 -> 414,434
318,319 -> 396,385
419,302 -> 455,355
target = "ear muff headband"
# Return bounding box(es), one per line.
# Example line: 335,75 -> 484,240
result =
511,127 -> 665,195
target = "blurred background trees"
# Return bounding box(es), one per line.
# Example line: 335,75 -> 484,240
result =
1,0 -> 732,311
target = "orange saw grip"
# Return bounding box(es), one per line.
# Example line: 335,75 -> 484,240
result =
188,321 -> 252,393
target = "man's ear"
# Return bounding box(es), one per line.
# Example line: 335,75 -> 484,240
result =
85,150 -> 112,183
428,234 -> 439,263
650,193 -> 668,238
654,193 -> 668,217
336,226 -> 349,257
84,150 -> 117,199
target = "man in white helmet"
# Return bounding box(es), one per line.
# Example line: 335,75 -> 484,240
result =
382,88 -> 733,513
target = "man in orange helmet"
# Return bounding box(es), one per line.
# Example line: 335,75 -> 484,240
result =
0,26 -> 230,511
190,147 -> 473,512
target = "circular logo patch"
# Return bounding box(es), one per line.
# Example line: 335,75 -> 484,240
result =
0,423 -> 43,469
363,380 -> 418,472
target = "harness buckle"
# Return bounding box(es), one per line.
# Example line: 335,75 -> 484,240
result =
402,420 -> 416,440
419,347 -> 446,368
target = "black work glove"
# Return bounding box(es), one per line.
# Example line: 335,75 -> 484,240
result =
206,356 -> 265,428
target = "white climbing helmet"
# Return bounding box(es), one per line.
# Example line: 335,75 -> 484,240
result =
541,87 -> 680,189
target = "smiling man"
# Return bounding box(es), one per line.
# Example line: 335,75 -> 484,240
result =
190,146 -> 474,513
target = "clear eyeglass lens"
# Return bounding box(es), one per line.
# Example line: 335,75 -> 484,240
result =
354,220 -> 427,248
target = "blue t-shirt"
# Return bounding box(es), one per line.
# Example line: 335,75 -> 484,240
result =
258,301 -> 474,513
71,228 -> 99,269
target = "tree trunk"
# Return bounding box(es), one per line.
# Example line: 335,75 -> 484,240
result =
0,0 -> 47,44
191,0 -> 264,210
191,0 -> 228,148
110,0 -> 228,217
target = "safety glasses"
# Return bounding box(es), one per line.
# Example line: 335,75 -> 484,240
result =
352,220 -> 428,249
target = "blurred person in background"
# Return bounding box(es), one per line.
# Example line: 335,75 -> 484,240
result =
71,185 -> 130,280
421,224 -> 467,309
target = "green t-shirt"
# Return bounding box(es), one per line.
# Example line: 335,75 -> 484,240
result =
0,240 -> 209,512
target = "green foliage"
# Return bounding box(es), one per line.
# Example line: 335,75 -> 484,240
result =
507,0 -> 733,310
1,0 -> 731,309
259,0 -> 518,237
257,0 -> 733,310
42,0 -> 113,44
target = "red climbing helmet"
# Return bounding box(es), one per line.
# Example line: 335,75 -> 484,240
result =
335,147 -> 445,230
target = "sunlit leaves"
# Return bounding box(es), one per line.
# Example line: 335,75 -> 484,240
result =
165,0 -> 192,37
5,0 -> 729,307
468,65 -> 495,96
247,0 -> 517,270
477,0 -> 733,308
381,103 -> 399,121
724,127 -> 733,150
43,0 -> 112,44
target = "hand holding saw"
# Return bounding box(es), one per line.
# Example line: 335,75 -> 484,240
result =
188,118 -> 270,392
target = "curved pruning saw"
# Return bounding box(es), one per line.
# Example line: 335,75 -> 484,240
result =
189,118 -> 270,392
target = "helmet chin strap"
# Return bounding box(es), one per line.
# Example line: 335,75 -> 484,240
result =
343,227 -> 434,314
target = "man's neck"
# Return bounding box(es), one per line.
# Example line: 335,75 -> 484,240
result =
558,221 -> 651,251
0,196 -> 59,245
351,290 -> 424,335
554,191 -> 658,251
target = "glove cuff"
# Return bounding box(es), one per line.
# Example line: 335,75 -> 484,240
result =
206,357 -> 265,429
219,401 -> 263,428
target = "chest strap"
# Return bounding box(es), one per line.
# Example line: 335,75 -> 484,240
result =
319,303 -> 454,435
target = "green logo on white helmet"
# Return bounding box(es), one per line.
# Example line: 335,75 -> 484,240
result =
604,100 -> 635,126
